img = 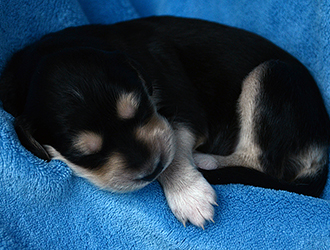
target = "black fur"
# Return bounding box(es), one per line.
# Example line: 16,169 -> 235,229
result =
1,16 -> 329,197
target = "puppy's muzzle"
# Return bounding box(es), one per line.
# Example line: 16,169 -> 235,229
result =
139,160 -> 165,182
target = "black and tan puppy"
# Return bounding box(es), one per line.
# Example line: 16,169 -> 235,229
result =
1,16 -> 329,228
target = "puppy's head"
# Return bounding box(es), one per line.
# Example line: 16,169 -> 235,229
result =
15,47 -> 175,192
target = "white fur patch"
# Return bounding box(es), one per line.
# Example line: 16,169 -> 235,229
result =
232,63 -> 265,170
192,64 -> 270,172
158,126 -> 217,228
160,162 -> 217,228
198,63 -> 266,171
116,92 -> 139,119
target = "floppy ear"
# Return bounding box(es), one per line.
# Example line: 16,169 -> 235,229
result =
14,116 -> 51,161
129,59 -> 153,96
115,52 -> 153,96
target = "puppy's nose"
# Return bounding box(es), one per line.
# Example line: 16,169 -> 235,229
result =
140,161 -> 164,182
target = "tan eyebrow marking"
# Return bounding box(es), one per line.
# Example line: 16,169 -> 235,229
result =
73,131 -> 103,155
116,92 -> 140,119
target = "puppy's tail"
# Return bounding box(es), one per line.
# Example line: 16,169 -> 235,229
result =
199,166 -> 328,198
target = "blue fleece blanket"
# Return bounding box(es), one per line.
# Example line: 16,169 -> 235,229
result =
1,0 -> 330,249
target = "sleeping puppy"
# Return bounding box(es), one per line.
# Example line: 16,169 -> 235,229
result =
1,16 -> 330,228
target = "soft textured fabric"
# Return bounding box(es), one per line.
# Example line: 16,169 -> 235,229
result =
1,0 -> 330,249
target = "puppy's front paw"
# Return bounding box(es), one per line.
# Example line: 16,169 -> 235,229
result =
164,172 -> 217,228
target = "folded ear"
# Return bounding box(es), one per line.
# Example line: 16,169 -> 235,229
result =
121,54 -> 153,96
14,116 -> 51,161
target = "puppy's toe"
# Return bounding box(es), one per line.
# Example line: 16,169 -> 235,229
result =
193,153 -> 218,170
165,172 -> 217,228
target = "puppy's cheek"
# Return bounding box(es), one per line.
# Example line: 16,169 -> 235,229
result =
89,154 -> 150,192
71,162 -> 150,193
83,167 -> 150,193
45,146 -> 148,192
135,114 -> 176,169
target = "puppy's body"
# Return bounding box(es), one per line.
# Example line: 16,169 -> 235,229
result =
1,16 -> 329,227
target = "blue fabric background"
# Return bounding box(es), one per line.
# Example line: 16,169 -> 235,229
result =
1,0 -> 330,249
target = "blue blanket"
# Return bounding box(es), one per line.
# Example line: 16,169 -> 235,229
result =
1,0 -> 330,249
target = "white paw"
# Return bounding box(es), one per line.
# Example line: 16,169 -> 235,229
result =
193,153 -> 218,170
164,171 -> 217,228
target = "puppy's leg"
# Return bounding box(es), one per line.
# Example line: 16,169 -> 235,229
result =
157,126 -> 217,228
193,153 -> 240,170
194,60 -> 329,195
194,61 -> 264,172
193,152 -> 262,171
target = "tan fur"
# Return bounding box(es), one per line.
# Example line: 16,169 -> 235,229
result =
116,92 -> 140,119
293,145 -> 328,180
73,131 -> 103,155
135,113 -> 175,163
44,112 -> 175,193
45,145 -> 150,192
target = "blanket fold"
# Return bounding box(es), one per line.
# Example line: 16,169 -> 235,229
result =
1,0 -> 330,249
